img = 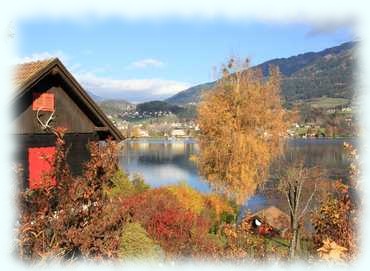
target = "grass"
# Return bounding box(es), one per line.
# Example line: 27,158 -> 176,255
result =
307,97 -> 349,109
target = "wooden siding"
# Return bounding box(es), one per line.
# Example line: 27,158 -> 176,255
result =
16,133 -> 98,190
14,74 -> 98,134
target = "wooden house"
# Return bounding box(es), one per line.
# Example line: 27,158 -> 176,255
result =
13,58 -> 124,190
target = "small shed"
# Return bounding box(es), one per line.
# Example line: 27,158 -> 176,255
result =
12,58 -> 124,190
243,206 -> 290,237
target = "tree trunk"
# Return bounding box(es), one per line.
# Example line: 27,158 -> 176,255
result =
289,224 -> 299,260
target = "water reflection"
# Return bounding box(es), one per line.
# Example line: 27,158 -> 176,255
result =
120,139 -> 209,191
119,138 -> 352,212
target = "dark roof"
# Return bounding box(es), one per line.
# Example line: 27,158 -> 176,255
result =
13,58 -> 124,141
14,59 -> 55,88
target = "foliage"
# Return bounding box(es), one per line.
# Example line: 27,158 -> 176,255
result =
197,58 -> 288,203
204,194 -> 235,219
221,220 -> 288,261
99,99 -> 133,116
147,208 -> 211,257
119,188 -> 222,258
17,131 -> 226,261
311,181 -> 356,256
17,129 -> 126,261
166,182 -> 205,215
105,170 -> 149,199
119,222 -> 163,260
136,100 -> 183,114
311,143 -> 359,258
131,174 -> 151,194
166,183 -> 237,234
317,239 -> 348,261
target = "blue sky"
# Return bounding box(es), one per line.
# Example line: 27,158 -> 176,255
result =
17,18 -> 354,103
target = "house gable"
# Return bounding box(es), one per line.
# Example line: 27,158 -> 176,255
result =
13,58 -> 123,141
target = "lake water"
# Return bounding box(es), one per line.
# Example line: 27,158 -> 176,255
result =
119,138 -> 352,213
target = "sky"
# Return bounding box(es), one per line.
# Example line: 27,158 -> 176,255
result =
16,18 -> 354,103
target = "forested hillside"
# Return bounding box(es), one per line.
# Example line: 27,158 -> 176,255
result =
166,41 -> 356,106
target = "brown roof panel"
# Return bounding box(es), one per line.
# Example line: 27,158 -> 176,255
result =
13,58 -> 55,88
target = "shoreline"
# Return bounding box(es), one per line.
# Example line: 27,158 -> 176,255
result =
122,136 -> 356,141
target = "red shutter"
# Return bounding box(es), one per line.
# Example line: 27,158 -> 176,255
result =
28,147 -> 56,189
32,92 -> 55,111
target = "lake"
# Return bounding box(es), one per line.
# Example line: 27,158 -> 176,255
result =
119,138 -> 353,213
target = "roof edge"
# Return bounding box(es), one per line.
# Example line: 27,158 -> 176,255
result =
14,58 -> 124,141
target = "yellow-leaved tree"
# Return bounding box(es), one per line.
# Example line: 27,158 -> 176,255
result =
197,58 -> 288,204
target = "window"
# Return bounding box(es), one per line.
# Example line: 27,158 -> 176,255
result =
28,146 -> 56,189
32,92 -> 55,111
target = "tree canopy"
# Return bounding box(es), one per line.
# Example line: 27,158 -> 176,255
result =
197,59 -> 288,203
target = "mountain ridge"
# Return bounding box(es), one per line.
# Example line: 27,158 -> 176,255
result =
165,41 -> 356,106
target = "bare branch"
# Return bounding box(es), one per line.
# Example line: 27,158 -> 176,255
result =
295,172 -> 307,216
299,182 -> 317,220
285,191 -> 294,215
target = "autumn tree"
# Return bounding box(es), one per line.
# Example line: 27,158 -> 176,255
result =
197,58 -> 288,204
275,159 -> 323,259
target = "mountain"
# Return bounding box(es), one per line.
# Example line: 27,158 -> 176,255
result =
165,41 -> 356,106
136,101 -> 197,119
87,91 -> 105,102
136,101 -> 182,114
98,99 -> 135,116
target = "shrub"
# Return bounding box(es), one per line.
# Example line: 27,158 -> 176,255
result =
105,171 -> 149,199
131,174 -> 150,194
221,222 -> 289,261
17,131 -> 126,261
166,182 -> 205,215
311,181 -> 356,255
120,188 -> 222,258
311,143 -> 358,258
166,183 -> 237,230
204,194 -> 236,222
119,222 -> 163,260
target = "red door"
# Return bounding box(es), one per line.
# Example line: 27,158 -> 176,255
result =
28,146 -> 56,189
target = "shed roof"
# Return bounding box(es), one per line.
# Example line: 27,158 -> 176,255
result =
14,59 -> 55,88
248,206 -> 290,231
13,58 -> 124,141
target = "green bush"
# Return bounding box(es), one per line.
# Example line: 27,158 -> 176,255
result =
105,170 -> 149,199
119,222 -> 163,260
220,211 -> 236,224
131,173 -> 150,194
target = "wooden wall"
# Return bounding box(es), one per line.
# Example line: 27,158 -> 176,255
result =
14,74 -> 100,135
13,72 -> 112,189
16,133 -> 98,190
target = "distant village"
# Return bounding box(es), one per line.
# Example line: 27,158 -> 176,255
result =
107,111 -> 199,139
105,103 -> 356,139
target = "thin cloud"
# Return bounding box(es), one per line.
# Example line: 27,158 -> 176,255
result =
129,58 -> 165,69
13,53 -> 186,102
305,19 -> 354,37
76,72 -> 190,102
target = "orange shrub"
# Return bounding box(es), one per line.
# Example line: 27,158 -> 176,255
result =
166,182 -> 205,215
120,188 -> 222,258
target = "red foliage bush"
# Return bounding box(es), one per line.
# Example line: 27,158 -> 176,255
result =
17,129 -> 126,261
120,188 -> 222,258
17,128 -> 224,260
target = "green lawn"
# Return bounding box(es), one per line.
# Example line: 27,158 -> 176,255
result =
307,97 -> 349,109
